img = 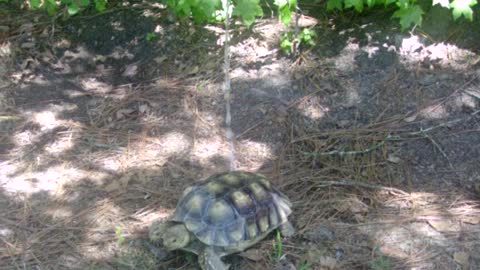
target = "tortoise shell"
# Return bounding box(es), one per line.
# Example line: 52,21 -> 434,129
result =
172,171 -> 292,247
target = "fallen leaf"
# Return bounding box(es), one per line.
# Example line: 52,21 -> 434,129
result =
154,56 -> 167,64
305,247 -> 328,264
139,104 -> 150,114
404,114 -> 417,122
187,65 -> 199,75
460,215 -> 480,225
387,154 -> 402,163
453,251 -> 469,267
319,256 -> 337,269
427,219 -> 460,232
239,248 -> 263,261
116,108 -> 135,120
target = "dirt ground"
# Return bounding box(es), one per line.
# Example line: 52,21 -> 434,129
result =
1,2 -> 480,270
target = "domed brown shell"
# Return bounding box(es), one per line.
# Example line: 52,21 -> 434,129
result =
172,171 -> 292,247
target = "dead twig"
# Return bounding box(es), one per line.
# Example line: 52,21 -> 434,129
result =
315,179 -> 409,196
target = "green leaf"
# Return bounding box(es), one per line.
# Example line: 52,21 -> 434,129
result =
279,5 -> 292,24
45,0 -> 58,15
280,33 -> 293,54
366,0 -> 376,7
80,0 -> 90,7
345,0 -> 364,12
29,0 -> 41,8
392,5 -> 424,30
233,0 -> 263,26
175,0 -> 193,17
450,0 -> 477,20
432,0 -> 450,8
188,0 -> 220,22
385,0 -> 397,6
327,0 -> 343,10
95,0 -> 107,12
274,0 -> 296,25
67,2 -> 80,15
395,0 -> 409,8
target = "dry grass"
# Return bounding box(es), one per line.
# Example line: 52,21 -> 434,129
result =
270,98 -> 480,269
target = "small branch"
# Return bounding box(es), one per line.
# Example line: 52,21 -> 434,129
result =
315,179 -> 409,195
302,140 -> 385,157
420,129 -> 453,169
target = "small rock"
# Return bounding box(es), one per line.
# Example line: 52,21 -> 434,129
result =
418,74 -> 436,85
116,108 -> 135,120
122,64 -> 138,77
274,257 -> 296,270
387,154 -> 402,164
239,248 -> 263,261
21,42 -> 35,49
453,251 -> 469,268
304,225 -> 335,243
404,114 -> 417,122
154,56 -> 167,64
336,120 -> 350,128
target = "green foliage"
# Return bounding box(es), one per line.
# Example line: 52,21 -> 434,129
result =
450,0 -> 477,20
392,4 -> 423,30
26,0 -> 107,16
115,226 -> 125,246
274,0 -> 297,25
233,0 -> 263,26
271,229 -> 283,260
280,28 -> 316,55
368,255 -> 393,270
146,32 -> 157,41
298,260 -> 310,270
326,0 -> 477,30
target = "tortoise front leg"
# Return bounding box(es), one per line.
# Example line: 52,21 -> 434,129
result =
198,247 -> 230,270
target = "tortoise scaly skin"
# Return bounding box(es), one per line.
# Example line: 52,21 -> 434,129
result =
149,171 -> 294,270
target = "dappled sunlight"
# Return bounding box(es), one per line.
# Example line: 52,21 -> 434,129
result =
192,135 -> 230,162
3,165 -> 90,194
295,95 -> 330,120
419,104 -> 449,119
334,42 -> 359,72
32,111 -> 62,130
236,140 -> 273,170
155,131 -> 192,156
80,77 -> 113,94
398,34 -> 478,70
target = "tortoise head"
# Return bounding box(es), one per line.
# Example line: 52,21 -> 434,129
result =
162,224 -> 191,250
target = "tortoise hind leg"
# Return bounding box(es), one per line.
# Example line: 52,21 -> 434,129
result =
199,247 -> 230,270
280,221 -> 295,237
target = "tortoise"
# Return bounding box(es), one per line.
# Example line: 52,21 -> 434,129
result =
149,171 -> 294,270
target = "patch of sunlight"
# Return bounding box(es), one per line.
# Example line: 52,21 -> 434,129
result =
193,135 -> 227,161
335,42 -> 360,72
363,45 -> 380,58
97,132 -> 191,170
419,104 -> 448,119
45,132 -> 76,155
33,111 -> 60,130
45,206 -> 73,220
28,104 -> 79,131
155,131 -> 191,156
2,166 -> 98,195
236,140 -> 273,170
399,35 -> 479,70
80,77 -> 113,94
296,96 -> 330,120
399,35 -> 423,55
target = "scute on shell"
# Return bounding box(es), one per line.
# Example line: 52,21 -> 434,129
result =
171,171 -> 292,247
